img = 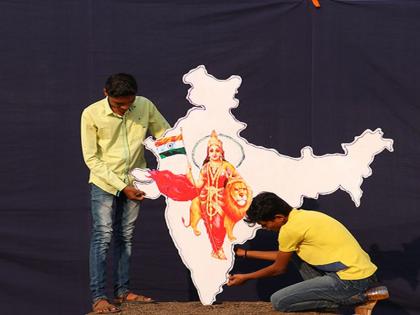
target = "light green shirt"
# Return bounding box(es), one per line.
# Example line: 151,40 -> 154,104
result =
81,96 -> 170,195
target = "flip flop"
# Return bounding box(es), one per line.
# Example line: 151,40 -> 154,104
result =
92,299 -> 121,314
114,292 -> 155,304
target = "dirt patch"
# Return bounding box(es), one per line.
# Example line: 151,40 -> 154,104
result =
87,301 -> 339,315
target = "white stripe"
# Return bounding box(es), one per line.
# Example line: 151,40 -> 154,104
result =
156,140 -> 184,153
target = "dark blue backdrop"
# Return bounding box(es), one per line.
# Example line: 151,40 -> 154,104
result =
0,0 -> 419,314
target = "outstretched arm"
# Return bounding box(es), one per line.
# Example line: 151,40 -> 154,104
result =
235,248 -> 279,261
228,251 -> 292,286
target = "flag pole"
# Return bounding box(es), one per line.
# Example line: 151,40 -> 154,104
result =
180,127 -> 199,190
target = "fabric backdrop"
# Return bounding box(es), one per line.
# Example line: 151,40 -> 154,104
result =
0,0 -> 419,314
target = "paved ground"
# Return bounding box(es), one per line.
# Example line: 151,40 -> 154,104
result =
87,301 -> 340,315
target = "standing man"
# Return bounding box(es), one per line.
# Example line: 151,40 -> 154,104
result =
81,73 -> 170,314
228,192 -> 389,315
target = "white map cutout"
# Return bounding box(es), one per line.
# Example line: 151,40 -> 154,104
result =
131,65 -> 394,305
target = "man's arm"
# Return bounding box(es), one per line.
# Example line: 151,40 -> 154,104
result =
227,251 -> 292,286
147,101 -> 170,138
235,248 -> 278,261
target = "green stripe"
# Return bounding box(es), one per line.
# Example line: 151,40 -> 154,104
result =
159,147 -> 186,158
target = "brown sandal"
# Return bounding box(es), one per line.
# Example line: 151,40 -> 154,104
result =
354,286 -> 390,315
92,299 -> 121,314
114,292 -> 155,304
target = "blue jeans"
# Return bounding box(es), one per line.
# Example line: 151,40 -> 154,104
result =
270,256 -> 377,312
89,184 -> 140,302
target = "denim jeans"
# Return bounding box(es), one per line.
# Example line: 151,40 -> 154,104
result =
270,256 -> 378,312
89,184 -> 140,302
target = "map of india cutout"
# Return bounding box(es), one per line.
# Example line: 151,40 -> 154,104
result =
131,65 -> 394,305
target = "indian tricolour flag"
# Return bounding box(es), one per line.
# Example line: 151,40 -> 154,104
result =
155,134 -> 186,158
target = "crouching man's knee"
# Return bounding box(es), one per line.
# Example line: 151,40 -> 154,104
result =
270,291 -> 289,312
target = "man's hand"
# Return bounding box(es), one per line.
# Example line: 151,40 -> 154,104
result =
123,186 -> 146,201
234,247 -> 246,258
227,274 -> 248,286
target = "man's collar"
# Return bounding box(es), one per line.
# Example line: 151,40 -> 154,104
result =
103,97 -> 114,116
102,96 -> 137,116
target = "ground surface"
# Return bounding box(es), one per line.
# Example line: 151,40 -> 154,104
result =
87,301 -> 340,315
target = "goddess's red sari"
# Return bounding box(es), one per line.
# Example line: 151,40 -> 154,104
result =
197,161 -> 233,253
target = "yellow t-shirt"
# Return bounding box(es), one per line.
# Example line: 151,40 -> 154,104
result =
278,209 -> 377,280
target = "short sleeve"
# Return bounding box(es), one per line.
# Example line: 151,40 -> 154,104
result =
278,226 -> 304,252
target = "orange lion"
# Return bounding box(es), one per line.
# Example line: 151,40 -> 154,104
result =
183,178 -> 252,242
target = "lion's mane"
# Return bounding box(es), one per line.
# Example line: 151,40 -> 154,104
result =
223,178 -> 252,223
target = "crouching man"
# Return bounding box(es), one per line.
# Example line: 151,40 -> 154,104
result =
227,192 -> 388,315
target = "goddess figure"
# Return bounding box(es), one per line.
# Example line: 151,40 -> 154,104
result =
186,130 -> 252,260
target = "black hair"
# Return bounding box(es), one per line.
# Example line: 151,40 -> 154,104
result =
104,73 -> 138,97
244,192 -> 293,226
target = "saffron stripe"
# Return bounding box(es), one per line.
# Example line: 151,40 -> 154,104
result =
155,134 -> 183,147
